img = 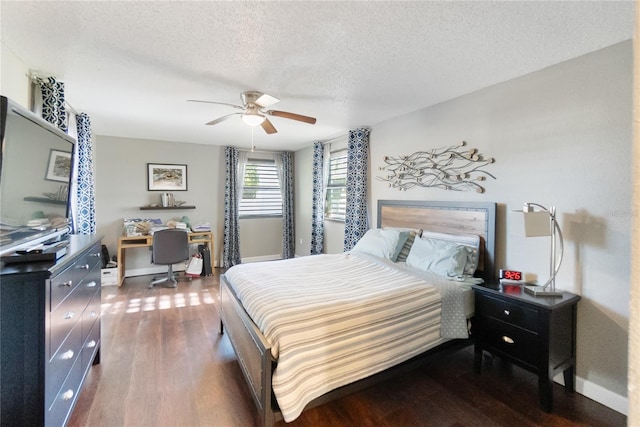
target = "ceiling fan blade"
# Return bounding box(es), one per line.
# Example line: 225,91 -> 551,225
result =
266,110 -> 317,125
261,118 -> 278,134
188,99 -> 244,110
206,113 -> 241,126
255,93 -> 280,108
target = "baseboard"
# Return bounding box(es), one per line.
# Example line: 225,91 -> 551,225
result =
576,376 -> 628,415
241,254 -> 282,263
554,373 -> 628,415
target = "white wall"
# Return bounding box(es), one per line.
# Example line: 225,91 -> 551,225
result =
0,44 -> 31,108
368,42 -> 630,411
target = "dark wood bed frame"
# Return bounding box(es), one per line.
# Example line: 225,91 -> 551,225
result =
219,200 -> 496,426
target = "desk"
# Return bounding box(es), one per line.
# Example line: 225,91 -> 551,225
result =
117,231 -> 213,286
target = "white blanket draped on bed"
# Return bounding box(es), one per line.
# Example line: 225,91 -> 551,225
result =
224,252 -> 468,422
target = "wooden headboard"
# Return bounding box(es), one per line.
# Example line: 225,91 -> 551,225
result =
377,200 -> 497,282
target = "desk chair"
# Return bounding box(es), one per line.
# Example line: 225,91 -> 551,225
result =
150,229 -> 191,288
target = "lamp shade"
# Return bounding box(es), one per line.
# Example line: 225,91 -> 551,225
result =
522,211 -> 551,237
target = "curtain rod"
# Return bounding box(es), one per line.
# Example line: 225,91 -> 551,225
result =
320,134 -> 348,145
320,127 -> 371,145
28,71 -> 79,115
238,148 -> 283,155
65,101 -> 79,116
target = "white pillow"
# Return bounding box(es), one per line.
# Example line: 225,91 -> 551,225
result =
406,237 -> 468,278
420,230 -> 480,276
351,228 -> 409,261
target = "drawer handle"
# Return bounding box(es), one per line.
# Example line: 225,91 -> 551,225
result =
78,264 -> 90,270
62,350 -> 74,360
503,309 -> 510,316
64,311 -> 75,320
90,252 -> 101,258
89,311 -> 98,318
502,335 -> 515,344
62,389 -> 74,401
87,340 -> 97,348
60,281 -> 73,288
86,281 -> 97,288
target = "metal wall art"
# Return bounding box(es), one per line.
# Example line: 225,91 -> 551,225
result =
377,141 -> 495,193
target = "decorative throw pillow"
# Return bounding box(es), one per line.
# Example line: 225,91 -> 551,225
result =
394,230 -> 418,263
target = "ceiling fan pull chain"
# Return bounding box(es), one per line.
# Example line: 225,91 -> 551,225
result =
251,127 -> 255,152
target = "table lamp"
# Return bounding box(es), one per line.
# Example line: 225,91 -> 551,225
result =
518,202 -> 564,297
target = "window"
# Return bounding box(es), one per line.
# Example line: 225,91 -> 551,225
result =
325,149 -> 347,220
239,159 -> 282,218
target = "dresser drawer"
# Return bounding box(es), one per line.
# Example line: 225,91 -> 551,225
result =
50,243 -> 101,310
46,321 -> 82,408
481,317 -> 540,368
476,293 -> 539,332
49,294 -> 84,358
82,288 -> 101,341
47,355 -> 83,427
50,251 -> 99,312
82,320 -> 101,372
50,265 -> 100,355
50,264 -> 84,313
75,265 -> 101,311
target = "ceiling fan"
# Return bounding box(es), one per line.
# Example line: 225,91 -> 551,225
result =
188,91 -> 317,134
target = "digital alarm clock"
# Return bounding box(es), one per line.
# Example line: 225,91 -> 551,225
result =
499,269 -> 523,282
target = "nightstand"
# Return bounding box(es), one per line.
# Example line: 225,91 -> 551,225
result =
472,283 -> 581,412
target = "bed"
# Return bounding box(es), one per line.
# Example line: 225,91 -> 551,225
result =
218,200 -> 496,426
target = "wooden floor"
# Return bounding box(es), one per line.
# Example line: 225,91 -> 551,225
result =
68,271 -> 626,427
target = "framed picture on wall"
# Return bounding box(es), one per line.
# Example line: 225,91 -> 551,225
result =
45,149 -> 72,182
147,163 -> 188,191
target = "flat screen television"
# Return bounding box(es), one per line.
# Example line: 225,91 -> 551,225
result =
0,95 -> 76,256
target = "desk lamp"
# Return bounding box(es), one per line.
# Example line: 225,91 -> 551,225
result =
518,202 -> 564,297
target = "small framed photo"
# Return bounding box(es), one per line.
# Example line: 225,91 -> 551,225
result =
45,149 -> 72,182
147,163 -> 188,191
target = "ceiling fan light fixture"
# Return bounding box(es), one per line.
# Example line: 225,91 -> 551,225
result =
241,111 -> 266,127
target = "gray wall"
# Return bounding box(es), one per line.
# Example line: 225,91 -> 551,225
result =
95,137 -> 285,271
95,136 -> 224,272
294,41 -> 632,411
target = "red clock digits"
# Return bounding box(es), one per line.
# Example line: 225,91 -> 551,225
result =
505,270 -> 522,281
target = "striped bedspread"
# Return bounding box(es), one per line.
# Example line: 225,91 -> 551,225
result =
224,253 -> 460,422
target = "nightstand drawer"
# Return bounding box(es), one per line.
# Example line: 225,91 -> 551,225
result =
476,293 -> 539,332
482,317 -> 540,367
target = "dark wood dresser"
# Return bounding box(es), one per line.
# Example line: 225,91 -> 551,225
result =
472,283 -> 581,412
0,234 -> 102,426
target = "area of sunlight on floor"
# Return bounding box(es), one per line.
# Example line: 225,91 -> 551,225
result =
101,289 -> 215,315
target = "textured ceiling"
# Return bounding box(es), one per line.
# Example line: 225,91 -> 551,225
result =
1,1 -> 634,151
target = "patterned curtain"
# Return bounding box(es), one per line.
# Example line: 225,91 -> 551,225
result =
275,152 -> 295,259
38,76 -> 97,236
310,142 -> 326,255
37,77 -> 67,132
343,128 -> 370,251
75,114 -> 96,234
223,146 -> 242,268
